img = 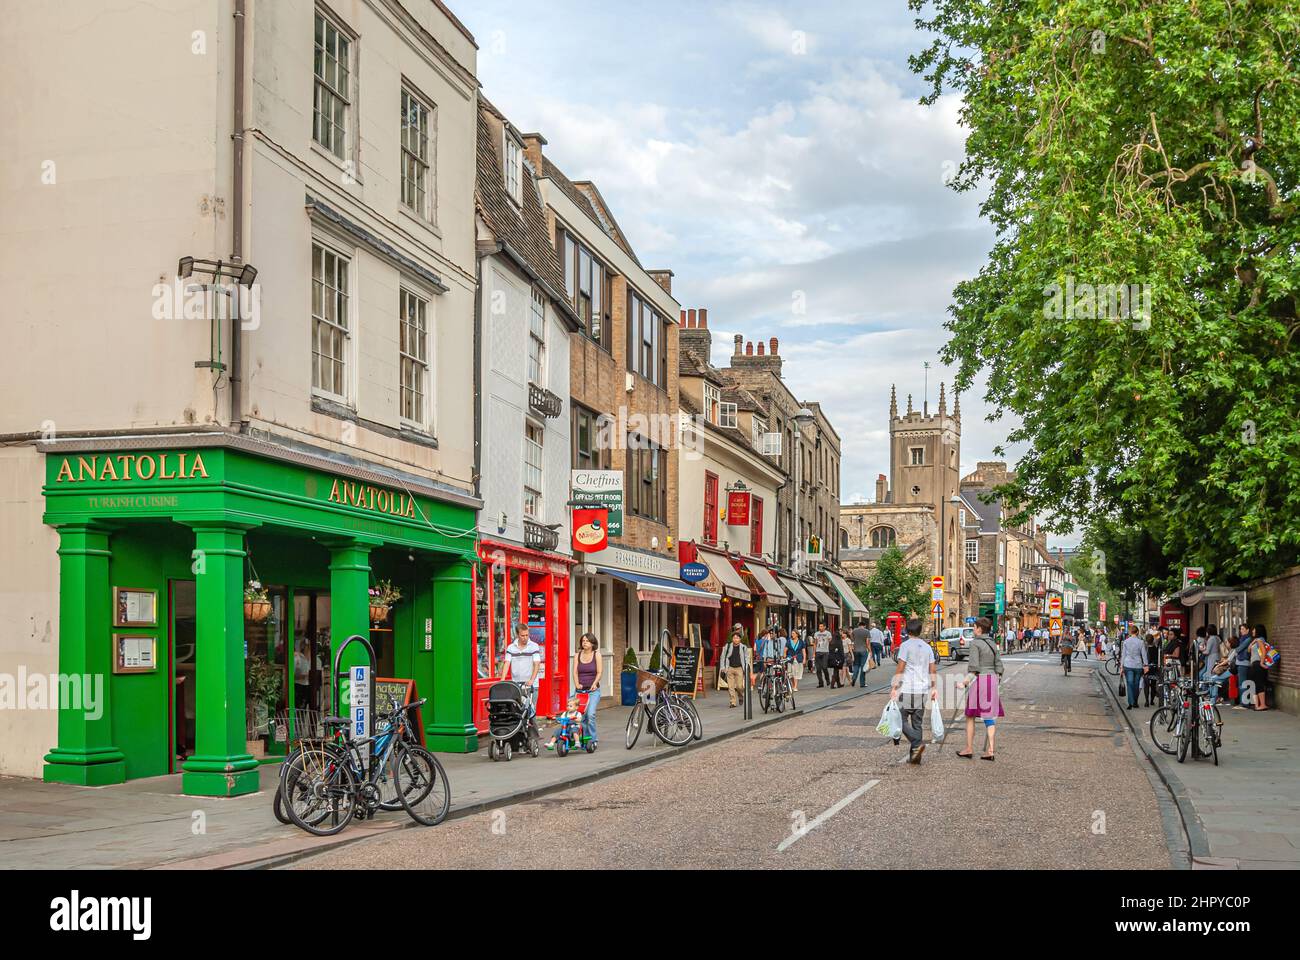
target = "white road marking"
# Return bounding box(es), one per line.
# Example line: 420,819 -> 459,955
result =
778,778 -> 881,852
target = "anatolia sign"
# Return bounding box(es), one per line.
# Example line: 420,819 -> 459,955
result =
326,478 -> 417,518
54,452 -> 210,483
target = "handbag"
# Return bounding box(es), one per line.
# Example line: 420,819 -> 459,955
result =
1118,674 -> 1126,697
1212,657 -> 1232,676
1257,641 -> 1280,669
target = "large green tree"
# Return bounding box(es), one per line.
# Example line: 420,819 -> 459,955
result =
857,546 -> 931,620
911,0 -> 1300,583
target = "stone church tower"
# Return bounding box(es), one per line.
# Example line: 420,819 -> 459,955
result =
841,382 -> 977,630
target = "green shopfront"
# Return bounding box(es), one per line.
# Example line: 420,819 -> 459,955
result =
40,438 -> 479,797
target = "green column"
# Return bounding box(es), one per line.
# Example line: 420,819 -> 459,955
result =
182,524 -> 260,797
328,539 -> 378,713
43,523 -> 126,786
427,558 -> 477,752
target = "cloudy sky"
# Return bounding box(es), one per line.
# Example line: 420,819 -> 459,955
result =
458,1 -> 1064,541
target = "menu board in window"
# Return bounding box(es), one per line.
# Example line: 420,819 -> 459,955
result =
114,588 -> 157,627
114,634 -> 157,674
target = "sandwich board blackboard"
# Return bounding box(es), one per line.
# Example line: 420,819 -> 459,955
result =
670,645 -> 701,696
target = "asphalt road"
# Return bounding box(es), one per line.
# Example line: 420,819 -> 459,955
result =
292,655 -> 1172,870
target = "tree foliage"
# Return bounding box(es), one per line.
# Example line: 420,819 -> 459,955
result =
911,0 -> 1300,583
857,546 -> 931,620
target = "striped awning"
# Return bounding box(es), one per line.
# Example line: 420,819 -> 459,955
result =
597,568 -> 721,609
777,574 -> 817,611
697,547 -> 752,601
803,580 -> 840,615
824,570 -> 868,616
741,561 -> 788,605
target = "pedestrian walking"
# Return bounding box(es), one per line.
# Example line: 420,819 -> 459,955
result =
851,619 -> 872,685
869,620 -> 886,669
719,631 -> 752,709
814,622 -> 832,687
956,617 -> 1004,761
1120,624 -> 1149,710
571,632 -> 603,746
828,628 -> 846,688
1143,630 -> 1161,706
890,618 -> 938,764
500,621 -> 542,719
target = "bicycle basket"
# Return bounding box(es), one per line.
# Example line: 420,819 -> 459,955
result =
634,669 -> 668,696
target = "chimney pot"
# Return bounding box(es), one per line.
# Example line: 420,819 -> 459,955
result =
745,341 -> 754,356
699,308 -> 708,328
770,337 -> 779,355
687,309 -> 697,328
757,342 -> 765,356
733,334 -> 743,356
680,309 -> 687,326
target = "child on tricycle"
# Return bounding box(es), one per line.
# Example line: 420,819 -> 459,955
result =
545,692 -> 597,756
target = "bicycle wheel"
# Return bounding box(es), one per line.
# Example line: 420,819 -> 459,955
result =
682,697 -> 702,741
1149,707 -> 1179,755
1199,712 -> 1218,766
374,747 -> 407,812
394,745 -> 451,826
625,701 -> 644,750
774,681 -> 786,713
1105,657 -> 1121,676
1177,713 -> 1191,763
759,680 -> 772,714
653,701 -> 694,746
280,745 -> 344,828
283,747 -> 359,836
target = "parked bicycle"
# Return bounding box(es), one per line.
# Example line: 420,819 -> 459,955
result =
758,656 -> 795,714
278,697 -> 451,836
625,666 -> 701,749
1149,678 -> 1221,765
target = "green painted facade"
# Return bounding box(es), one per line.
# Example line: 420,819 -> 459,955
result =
41,445 -> 479,797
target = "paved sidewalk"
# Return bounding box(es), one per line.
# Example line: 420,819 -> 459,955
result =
0,665 -> 899,869
1095,660 -> 1300,869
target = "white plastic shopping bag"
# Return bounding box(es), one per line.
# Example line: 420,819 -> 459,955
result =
877,700 -> 902,739
930,700 -> 945,741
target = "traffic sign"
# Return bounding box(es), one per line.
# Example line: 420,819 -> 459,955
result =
1183,567 -> 1204,590
932,576 -> 945,589
932,600 -> 944,619
1049,617 -> 1063,636
1049,596 -> 1062,616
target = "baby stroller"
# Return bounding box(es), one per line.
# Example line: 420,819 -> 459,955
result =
486,681 -> 540,761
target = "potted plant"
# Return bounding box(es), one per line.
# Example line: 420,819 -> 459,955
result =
369,579 -> 401,624
244,654 -> 281,758
244,580 -> 271,623
620,647 -> 640,706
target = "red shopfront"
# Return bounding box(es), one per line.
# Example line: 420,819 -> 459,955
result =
473,540 -> 574,731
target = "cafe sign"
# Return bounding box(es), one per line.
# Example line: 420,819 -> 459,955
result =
327,478 -> 417,518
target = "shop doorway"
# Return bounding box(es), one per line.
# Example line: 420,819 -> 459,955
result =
169,580 -> 196,772
291,591 -> 332,740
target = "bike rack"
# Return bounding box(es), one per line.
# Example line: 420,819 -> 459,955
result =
332,633 -> 377,728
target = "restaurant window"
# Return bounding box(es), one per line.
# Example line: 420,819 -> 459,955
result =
572,405 -> 610,470
627,433 -> 667,523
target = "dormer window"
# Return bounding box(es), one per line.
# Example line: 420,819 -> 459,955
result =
504,133 -> 523,205
703,382 -> 720,424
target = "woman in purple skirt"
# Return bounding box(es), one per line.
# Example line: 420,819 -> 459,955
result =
956,617 -> 1005,761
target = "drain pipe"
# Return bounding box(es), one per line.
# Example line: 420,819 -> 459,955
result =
229,0 -> 248,432
472,248 -> 485,499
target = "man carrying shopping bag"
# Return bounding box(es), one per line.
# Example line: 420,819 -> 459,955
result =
891,618 -> 938,765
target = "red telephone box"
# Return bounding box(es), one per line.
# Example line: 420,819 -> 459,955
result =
884,612 -> 906,653
1158,602 -> 1186,636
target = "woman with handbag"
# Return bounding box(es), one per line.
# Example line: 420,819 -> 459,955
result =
957,617 -> 1004,761
827,629 -> 846,688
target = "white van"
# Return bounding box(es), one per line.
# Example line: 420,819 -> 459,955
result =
940,626 -> 976,661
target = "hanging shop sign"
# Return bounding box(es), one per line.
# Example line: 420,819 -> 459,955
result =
1182,567 -> 1205,590
994,581 -> 1005,616
726,490 -> 751,527
680,561 -> 709,584
572,507 -> 609,553
571,469 -> 623,538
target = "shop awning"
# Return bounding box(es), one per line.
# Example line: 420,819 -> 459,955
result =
803,580 -> 840,615
823,570 -> 868,616
697,547 -> 752,601
597,568 -> 721,609
741,561 -> 788,605
776,574 -> 817,611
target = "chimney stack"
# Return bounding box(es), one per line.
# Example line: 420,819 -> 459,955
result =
521,132 -> 547,174
679,306 -> 714,363
875,474 -> 887,503
647,269 -> 674,295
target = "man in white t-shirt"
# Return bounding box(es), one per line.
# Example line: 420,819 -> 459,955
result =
890,618 -> 938,764
500,621 -> 542,716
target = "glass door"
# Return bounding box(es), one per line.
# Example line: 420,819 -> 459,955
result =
292,591 -> 331,740
169,580 -> 196,773
245,587 -> 288,757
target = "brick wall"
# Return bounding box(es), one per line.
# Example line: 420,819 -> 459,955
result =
1246,566 -> 1300,715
